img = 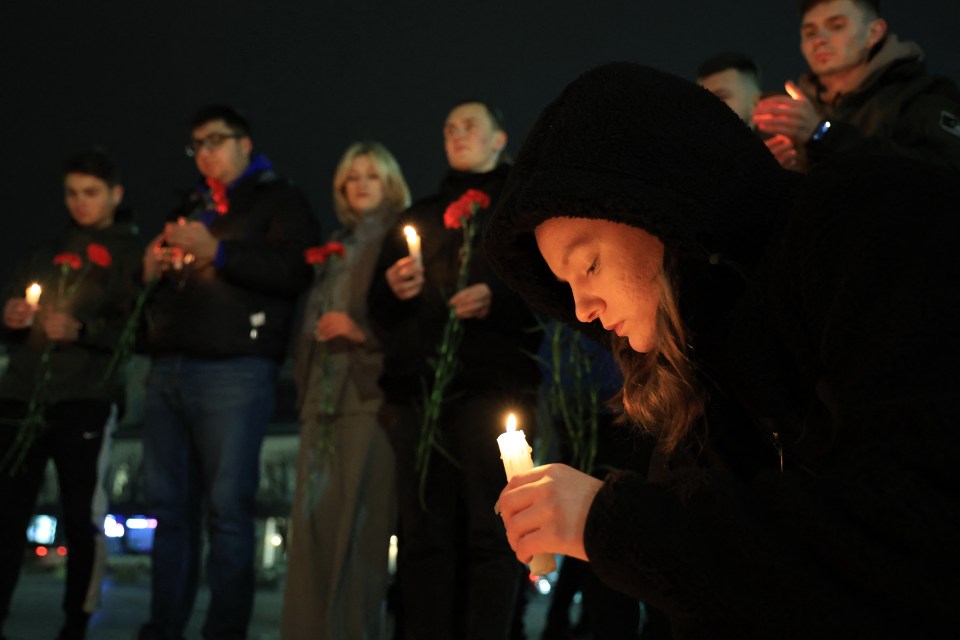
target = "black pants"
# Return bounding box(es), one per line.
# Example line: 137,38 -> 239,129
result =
382,391 -> 535,640
0,399 -> 114,633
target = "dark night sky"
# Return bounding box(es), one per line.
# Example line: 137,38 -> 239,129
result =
1,0 -> 958,285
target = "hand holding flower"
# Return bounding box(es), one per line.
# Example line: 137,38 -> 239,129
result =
386,256 -> 425,300
449,282 -> 492,319
41,311 -> 83,343
497,463 -> 602,564
315,311 -> 365,344
3,298 -> 34,330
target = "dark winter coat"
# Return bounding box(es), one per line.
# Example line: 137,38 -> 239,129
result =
0,218 -> 144,405
144,164 -> 320,361
798,33 -> 960,172
368,164 -> 542,404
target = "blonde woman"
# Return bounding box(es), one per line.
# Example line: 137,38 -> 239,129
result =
282,142 -> 410,640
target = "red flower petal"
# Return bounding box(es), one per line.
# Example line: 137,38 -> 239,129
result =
53,253 -> 83,270
86,243 -> 113,268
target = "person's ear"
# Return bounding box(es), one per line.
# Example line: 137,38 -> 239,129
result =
240,136 -> 254,156
867,18 -> 887,48
111,185 -> 124,206
493,130 -> 507,152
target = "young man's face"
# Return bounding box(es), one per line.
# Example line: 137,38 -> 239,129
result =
64,172 -> 122,229
443,103 -> 507,173
800,0 -> 886,78
190,118 -> 252,184
698,68 -> 761,123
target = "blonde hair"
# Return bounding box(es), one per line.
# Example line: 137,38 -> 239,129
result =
332,142 -> 411,226
612,270 -> 704,455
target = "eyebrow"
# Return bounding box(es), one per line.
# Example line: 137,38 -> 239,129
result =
802,12 -> 846,29
560,232 -> 592,267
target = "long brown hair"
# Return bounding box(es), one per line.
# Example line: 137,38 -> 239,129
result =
612,270 -> 704,454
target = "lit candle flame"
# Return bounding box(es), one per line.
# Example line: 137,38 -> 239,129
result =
404,225 -> 417,240
784,82 -> 802,101
506,413 -> 517,433
25,283 -> 42,308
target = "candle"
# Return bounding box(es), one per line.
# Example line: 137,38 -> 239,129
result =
497,413 -> 557,576
24,283 -> 41,326
784,81 -> 803,101
25,283 -> 42,310
403,225 -> 422,267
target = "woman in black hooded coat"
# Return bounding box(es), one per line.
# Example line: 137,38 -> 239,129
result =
485,62 -> 959,639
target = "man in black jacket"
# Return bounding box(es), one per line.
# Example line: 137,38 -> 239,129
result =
369,101 -> 542,640
753,0 -> 960,172
0,149 -> 143,640
137,105 -> 319,640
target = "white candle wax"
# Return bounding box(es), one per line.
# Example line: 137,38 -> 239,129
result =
403,225 -> 422,267
497,414 -> 557,576
24,283 -> 41,326
25,283 -> 41,309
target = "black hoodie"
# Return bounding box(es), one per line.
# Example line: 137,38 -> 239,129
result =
484,62 -> 960,638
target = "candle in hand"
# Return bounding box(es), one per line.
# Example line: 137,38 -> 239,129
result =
403,225 -> 422,267
497,413 -> 557,576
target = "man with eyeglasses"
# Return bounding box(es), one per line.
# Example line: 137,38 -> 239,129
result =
137,104 -> 319,640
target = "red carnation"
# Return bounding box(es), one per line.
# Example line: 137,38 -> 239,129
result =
86,243 -> 112,268
443,189 -> 491,230
462,189 -> 491,209
304,242 -> 346,265
53,253 -> 83,271
305,247 -> 328,264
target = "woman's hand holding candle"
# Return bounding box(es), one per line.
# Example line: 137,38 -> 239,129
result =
498,463 -> 602,564
497,414 -> 558,575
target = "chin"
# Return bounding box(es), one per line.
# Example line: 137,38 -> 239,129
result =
626,334 -> 655,354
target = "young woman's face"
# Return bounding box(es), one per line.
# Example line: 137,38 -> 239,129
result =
344,154 -> 385,215
535,217 -> 664,353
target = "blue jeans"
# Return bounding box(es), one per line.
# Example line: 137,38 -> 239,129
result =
140,356 -> 276,640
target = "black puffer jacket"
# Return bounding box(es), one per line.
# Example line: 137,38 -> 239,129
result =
485,62 -> 960,639
1,218 -> 143,404
144,166 -> 320,361
798,34 -> 960,172
368,164 -> 542,404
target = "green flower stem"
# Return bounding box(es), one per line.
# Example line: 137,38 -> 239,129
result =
548,323 -> 600,475
99,276 -> 156,388
311,254 -> 341,462
1,337 -> 54,475
416,207 -> 479,509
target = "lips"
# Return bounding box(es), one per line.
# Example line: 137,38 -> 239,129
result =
604,321 -> 625,336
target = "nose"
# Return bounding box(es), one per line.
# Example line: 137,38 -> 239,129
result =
573,289 -> 603,324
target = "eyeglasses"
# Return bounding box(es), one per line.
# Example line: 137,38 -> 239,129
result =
185,132 -> 242,157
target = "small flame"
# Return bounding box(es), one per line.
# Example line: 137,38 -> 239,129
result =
27,283 -> 41,296
506,413 -> 517,433
403,225 -> 418,240
784,82 -> 802,101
